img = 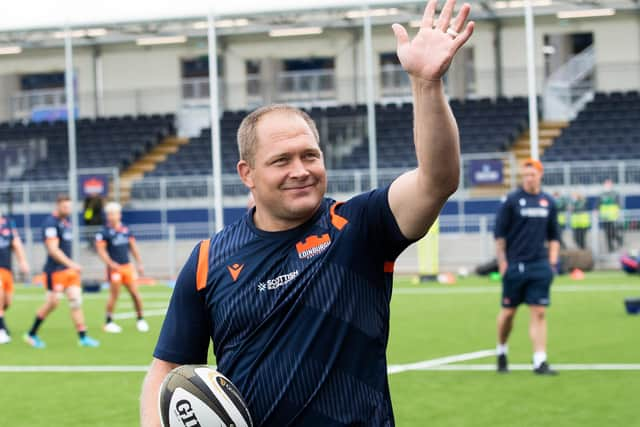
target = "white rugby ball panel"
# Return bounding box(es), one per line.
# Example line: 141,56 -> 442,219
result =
194,368 -> 252,427
168,387 -> 227,427
159,365 -> 253,427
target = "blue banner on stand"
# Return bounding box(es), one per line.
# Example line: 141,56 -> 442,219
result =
469,159 -> 503,186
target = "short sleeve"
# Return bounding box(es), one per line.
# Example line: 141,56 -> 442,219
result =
43,219 -> 58,241
494,196 -> 511,239
340,184 -> 415,261
153,243 -> 211,364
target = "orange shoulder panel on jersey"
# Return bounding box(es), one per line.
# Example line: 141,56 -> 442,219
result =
329,202 -> 348,230
196,238 -> 211,291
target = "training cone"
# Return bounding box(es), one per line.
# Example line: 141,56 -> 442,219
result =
437,272 -> 457,285
570,268 -> 585,280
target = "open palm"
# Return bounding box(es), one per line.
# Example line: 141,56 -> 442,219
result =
392,0 -> 474,82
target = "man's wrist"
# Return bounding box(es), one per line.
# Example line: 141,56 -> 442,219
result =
411,76 -> 444,92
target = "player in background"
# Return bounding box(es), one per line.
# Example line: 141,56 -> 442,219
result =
95,202 -> 148,333
141,0 -> 474,424
495,159 -> 560,375
0,213 -> 30,344
24,194 -> 100,348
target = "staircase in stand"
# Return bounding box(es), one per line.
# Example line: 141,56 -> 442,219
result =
111,136 -> 189,204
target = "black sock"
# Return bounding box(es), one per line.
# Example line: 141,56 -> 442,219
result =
106,313 -> 113,324
78,330 -> 87,339
0,316 -> 5,331
137,315 -> 144,321
28,315 -> 44,337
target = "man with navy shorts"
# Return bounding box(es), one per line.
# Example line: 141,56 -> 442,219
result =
141,0 -> 475,425
495,158 -> 560,375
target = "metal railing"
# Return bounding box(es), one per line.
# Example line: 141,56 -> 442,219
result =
380,64 -> 411,98
275,70 -> 336,103
5,159 -> 640,206
11,208 -> 640,280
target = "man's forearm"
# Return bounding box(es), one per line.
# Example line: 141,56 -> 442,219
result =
495,238 -> 507,264
12,239 -> 28,267
141,359 -> 178,427
412,77 -> 460,197
48,246 -> 75,268
549,240 -> 560,266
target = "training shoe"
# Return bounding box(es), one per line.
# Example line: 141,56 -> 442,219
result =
79,336 -> 100,348
23,333 -> 46,349
136,319 -> 150,333
103,322 -> 122,333
497,354 -> 509,373
533,361 -> 558,376
0,329 -> 11,344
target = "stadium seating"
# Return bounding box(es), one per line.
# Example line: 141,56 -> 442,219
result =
147,111 -> 243,177
144,97 -> 529,177
333,97 -> 528,169
0,114 -> 175,182
542,91 -> 640,162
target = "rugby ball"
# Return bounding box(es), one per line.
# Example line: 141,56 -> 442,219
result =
159,365 -> 253,427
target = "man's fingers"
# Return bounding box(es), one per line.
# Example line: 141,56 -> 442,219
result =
436,0 -> 456,31
451,3 -> 471,33
392,23 -> 410,49
453,21 -> 475,50
421,0 -> 438,29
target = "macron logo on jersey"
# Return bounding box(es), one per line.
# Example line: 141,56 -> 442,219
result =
296,234 -> 331,259
227,263 -> 244,282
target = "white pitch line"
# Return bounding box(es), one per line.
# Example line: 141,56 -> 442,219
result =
113,308 -> 167,320
0,365 -> 150,372
13,293 -> 171,302
2,362 -> 639,374
415,364 -> 640,371
394,284 -> 640,295
387,349 -> 495,375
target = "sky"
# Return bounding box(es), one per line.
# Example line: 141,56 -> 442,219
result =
0,0 -> 409,32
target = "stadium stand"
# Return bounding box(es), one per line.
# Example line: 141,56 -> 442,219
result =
337,97 -> 529,169
542,90 -> 640,162
140,96 -> 529,177
1,114 -> 175,182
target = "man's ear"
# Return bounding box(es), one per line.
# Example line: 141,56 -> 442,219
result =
237,160 -> 255,189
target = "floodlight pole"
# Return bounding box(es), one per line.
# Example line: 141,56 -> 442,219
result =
64,28 -> 80,261
207,12 -> 224,233
524,0 -> 540,160
363,6 -> 378,189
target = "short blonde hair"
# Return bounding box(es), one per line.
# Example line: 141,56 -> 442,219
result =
237,104 -> 320,166
105,202 -> 122,214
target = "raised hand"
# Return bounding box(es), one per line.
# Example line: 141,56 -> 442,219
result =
392,0 -> 474,82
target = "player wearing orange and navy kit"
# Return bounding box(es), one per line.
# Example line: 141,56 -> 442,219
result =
24,194 -> 100,348
95,202 -> 148,333
0,213 -> 30,344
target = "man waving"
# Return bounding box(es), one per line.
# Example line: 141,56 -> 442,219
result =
142,1 -> 473,425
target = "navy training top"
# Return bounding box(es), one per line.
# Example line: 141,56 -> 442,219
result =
155,185 -> 415,426
494,187 -> 560,263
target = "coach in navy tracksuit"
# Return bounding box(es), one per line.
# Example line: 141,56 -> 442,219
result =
494,158 -> 560,375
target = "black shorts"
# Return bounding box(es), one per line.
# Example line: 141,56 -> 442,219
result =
502,260 -> 553,308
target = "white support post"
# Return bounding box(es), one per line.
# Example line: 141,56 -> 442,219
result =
64,28 -> 80,262
208,12 -> 224,233
524,1 -> 540,160
363,7 -> 378,189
